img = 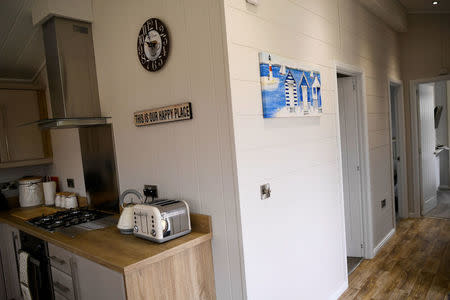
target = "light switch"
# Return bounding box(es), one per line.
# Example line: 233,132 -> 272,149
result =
260,183 -> 271,200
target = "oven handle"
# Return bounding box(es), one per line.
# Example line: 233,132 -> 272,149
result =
28,256 -> 42,288
11,232 -> 22,296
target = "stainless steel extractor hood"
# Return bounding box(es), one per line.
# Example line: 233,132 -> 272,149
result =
38,17 -> 109,129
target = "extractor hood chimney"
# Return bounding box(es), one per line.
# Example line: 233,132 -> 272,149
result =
38,17 -> 109,129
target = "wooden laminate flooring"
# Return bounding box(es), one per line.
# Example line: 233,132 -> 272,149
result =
339,217 -> 450,300
425,190 -> 450,219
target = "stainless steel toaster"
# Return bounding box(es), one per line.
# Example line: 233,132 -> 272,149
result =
133,200 -> 191,243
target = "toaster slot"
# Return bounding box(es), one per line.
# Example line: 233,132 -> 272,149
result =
134,211 -> 146,234
140,213 -> 148,234
145,215 -> 149,234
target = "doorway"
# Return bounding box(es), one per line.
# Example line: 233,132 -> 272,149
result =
388,81 -> 407,221
337,73 -> 364,274
413,78 -> 450,219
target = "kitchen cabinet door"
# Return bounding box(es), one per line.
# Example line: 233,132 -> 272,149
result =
0,223 -> 22,300
0,89 -> 44,161
73,254 -> 126,300
0,251 -> 6,300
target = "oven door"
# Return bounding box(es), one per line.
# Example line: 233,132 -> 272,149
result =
24,254 -> 54,300
19,231 -> 54,300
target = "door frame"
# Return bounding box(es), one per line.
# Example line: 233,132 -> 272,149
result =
387,79 -> 408,221
410,74 -> 450,217
334,62 -> 373,260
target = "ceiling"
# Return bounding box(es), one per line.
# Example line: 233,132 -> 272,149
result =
0,0 -> 45,81
0,0 -> 448,81
398,0 -> 450,13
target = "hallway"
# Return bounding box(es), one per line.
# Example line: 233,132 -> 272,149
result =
340,218 -> 450,299
425,190 -> 450,220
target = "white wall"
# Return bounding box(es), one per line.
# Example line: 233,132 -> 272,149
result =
356,0 -> 407,32
89,0 -> 244,299
222,0 -> 400,298
0,165 -> 48,185
48,129 -> 86,196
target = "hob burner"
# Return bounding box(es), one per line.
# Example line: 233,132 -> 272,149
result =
28,208 -> 112,232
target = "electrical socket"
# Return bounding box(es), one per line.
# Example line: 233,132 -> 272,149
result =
67,178 -> 75,188
143,185 -> 158,199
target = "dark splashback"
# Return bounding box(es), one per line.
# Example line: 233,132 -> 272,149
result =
78,124 -> 119,213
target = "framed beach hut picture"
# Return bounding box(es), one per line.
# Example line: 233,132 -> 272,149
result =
258,52 -> 322,118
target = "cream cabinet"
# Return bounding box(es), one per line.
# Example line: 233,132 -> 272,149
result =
0,223 -> 21,300
0,88 -> 52,168
74,254 -> 126,300
0,253 -> 6,300
48,243 -> 126,300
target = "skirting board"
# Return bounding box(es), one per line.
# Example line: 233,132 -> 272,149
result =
423,196 -> 437,215
373,228 -> 395,256
409,212 -> 421,218
439,185 -> 450,190
329,281 -> 348,300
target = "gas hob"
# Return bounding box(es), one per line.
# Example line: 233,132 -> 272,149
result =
27,208 -> 116,237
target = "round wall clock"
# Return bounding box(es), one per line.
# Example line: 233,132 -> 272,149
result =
137,18 -> 170,72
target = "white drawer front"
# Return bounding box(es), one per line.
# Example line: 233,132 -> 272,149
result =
48,243 -> 72,275
51,266 -> 74,300
54,291 -> 69,300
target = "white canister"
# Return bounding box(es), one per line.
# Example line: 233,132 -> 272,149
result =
55,193 -> 62,208
43,181 -> 56,206
18,177 -> 44,207
61,194 -> 68,208
65,194 -> 78,209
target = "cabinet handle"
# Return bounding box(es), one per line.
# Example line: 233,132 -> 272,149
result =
49,255 -> 66,265
54,281 -> 71,294
0,106 -> 10,162
70,257 -> 80,300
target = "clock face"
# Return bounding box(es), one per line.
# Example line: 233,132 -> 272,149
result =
137,18 -> 169,72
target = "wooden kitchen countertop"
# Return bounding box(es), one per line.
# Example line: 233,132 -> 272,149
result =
0,207 -> 212,274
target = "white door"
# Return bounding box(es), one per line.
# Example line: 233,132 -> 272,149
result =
338,77 -> 363,257
418,83 -> 438,214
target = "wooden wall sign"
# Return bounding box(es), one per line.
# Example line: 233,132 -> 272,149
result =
134,102 -> 192,127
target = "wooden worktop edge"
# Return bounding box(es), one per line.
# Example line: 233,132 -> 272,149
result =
123,233 -> 212,274
0,215 -> 124,273
0,213 -> 213,274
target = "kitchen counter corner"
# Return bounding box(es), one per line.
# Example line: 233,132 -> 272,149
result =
0,208 -> 212,274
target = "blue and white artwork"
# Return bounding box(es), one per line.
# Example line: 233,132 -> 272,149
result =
259,52 -> 322,118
